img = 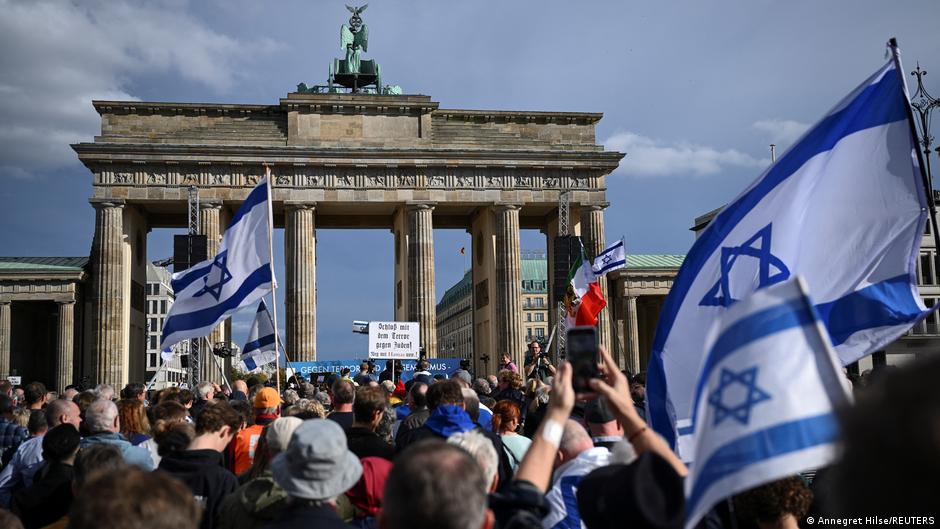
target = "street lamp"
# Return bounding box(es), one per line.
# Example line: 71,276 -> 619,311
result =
911,63 -> 940,184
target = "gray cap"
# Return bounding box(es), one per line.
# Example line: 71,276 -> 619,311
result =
270,419 -> 363,500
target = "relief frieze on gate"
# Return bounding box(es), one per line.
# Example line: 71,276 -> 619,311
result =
94,163 -> 601,190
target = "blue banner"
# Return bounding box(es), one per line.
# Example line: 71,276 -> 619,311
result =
289,358 -> 462,382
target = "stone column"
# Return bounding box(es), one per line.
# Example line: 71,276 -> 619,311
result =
56,301 -> 75,392
199,201 -> 224,383
624,295 -> 641,375
495,204 -> 526,369
0,301 -> 10,379
285,203 -> 317,361
408,203 -> 437,357
580,204 -> 612,349
91,200 -> 126,387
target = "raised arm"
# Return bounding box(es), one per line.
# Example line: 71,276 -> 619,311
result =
589,346 -> 688,477
514,362 -> 575,491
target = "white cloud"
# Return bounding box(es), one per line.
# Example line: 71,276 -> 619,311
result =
0,0 -> 281,174
752,119 -> 811,150
603,131 -> 769,178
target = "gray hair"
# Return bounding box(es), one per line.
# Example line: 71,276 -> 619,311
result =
314,391 -> 331,408
94,384 -> 114,401
447,430 -> 498,492
460,388 -> 480,423
380,380 -> 396,395
560,419 -> 593,458
85,398 -> 119,433
195,381 -> 214,400
472,378 -> 491,396
282,389 -> 300,406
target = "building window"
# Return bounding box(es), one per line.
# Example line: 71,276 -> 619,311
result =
160,300 -> 167,314
534,313 -> 545,322
526,313 -> 532,322
150,335 -> 157,350
536,327 -> 545,337
535,298 -> 544,308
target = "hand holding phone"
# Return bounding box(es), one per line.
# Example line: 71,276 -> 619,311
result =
566,326 -> 600,394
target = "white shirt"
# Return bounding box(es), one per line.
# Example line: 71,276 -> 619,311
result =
542,447 -> 611,529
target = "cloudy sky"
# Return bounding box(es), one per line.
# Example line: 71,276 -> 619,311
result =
1,0 -> 938,360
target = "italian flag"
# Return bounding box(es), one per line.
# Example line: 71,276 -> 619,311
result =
565,253 -> 607,327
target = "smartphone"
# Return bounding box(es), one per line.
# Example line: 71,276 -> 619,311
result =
567,326 -> 600,394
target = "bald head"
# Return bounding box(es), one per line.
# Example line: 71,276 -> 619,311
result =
233,380 -> 248,394
45,398 -> 81,429
559,420 -> 593,463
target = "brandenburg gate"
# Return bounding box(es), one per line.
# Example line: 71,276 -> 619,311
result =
70,7 -> 623,387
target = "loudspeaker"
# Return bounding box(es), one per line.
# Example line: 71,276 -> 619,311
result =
173,234 -> 208,273
553,235 -> 582,305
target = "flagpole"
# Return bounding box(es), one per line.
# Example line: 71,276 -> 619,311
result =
888,38 -> 940,258
264,165 -> 282,394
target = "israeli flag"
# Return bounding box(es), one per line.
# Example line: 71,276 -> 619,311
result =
685,277 -> 851,528
160,178 -> 273,350
592,237 -> 627,275
240,300 -> 278,371
648,58 -> 933,459
160,346 -> 176,363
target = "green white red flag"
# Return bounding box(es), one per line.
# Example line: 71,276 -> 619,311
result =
565,250 -> 607,327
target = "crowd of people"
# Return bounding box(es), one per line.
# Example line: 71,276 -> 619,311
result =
0,339 -> 937,529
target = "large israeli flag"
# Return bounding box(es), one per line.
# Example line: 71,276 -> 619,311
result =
160,178 -> 273,350
240,300 -> 278,371
648,58 -> 933,459
685,277 -> 851,528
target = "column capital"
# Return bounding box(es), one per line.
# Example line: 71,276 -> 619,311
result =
494,203 -> 523,212
406,201 -> 436,211
89,198 -> 126,210
56,299 -> 77,306
284,201 -> 317,211
582,202 -> 610,212
0,300 -> 10,306
199,200 -> 223,210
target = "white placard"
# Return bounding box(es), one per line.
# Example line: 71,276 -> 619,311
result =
368,321 -> 420,359
7,376 -> 21,385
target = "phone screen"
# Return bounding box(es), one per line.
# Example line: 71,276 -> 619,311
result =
567,326 -> 600,393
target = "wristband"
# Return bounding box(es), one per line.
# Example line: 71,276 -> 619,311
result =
541,419 -> 564,448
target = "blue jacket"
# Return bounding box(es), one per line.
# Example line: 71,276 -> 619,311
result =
81,432 -> 155,470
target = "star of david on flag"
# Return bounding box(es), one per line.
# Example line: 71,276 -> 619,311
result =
684,277 -> 852,529
647,53 -> 936,461
707,366 -> 771,426
700,224 -> 790,307
195,251 -> 233,301
160,176 -> 274,350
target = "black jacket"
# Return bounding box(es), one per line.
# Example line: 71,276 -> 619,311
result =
394,408 -> 429,449
159,449 -> 239,529
11,462 -> 74,529
260,502 -> 354,529
346,427 -> 394,461
396,422 -> 514,492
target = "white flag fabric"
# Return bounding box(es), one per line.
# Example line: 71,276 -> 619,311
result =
240,300 -> 278,371
591,238 -> 626,275
160,178 -> 273,350
685,277 -> 851,528
647,58 -> 933,459
160,346 -> 176,364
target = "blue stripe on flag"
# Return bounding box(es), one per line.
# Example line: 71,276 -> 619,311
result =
685,413 -> 838,518
227,181 -> 268,229
594,259 -> 627,275
171,261 -> 213,293
162,264 -> 272,341
647,66 -> 907,449
244,357 -> 258,371
816,273 -> 926,346
244,333 -> 275,354
691,298 -> 815,425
